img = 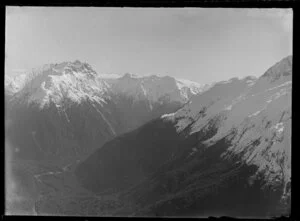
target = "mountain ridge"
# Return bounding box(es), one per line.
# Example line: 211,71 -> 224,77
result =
5,55 -> 292,217
6,60 -> 210,108
5,60 -> 210,164
75,55 -> 292,217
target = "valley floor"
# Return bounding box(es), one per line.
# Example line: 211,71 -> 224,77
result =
5,158 -> 133,216
5,154 -> 290,218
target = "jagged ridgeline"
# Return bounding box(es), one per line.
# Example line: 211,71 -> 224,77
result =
5,60 -> 208,164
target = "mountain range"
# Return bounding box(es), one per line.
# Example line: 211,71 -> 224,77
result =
5,61 -> 208,164
5,56 -> 292,217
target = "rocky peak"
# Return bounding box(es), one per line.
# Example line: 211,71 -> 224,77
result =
261,55 -> 292,81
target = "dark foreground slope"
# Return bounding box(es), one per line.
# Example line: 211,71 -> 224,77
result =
75,117 -> 286,217
75,118 -> 185,193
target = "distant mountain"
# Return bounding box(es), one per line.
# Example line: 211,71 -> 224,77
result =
75,56 -> 292,217
5,74 -> 27,101
5,61 -> 207,165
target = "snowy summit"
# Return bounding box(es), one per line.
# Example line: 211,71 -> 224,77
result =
7,60 -> 209,109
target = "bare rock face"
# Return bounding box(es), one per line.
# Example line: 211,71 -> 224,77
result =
261,55 -> 292,80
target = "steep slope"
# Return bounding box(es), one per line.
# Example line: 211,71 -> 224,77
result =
163,55 -> 292,195
99,73 -> 209,132
6,61 -> 114,164
75,56 -> 292,217
5,61 -> 208,215
75,76 -> 254,192
5,60 -> 205,165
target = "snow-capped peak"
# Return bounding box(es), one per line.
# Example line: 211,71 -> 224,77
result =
12,61 -> 109,108
101,72 -> 208,104
7,62 -> 207,109
97,72 -> 209,99
5,74 -> 27,95
176,78 -> 209,95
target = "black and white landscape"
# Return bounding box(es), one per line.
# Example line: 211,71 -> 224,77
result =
5,7 -> 292,218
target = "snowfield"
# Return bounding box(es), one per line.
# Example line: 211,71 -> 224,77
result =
162,55 -> 292,198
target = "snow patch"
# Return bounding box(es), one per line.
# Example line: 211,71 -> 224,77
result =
248,110 -> 262,117
161,112 -> 176,120
272,122 -> 284,134
266,81 -> 292,92
224,105 -> 232,111
91,104 -> 116,136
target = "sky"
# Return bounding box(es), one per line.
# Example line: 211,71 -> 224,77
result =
5,7 -> 293,84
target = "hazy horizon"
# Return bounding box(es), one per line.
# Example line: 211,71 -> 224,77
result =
5,7 -> 292,85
